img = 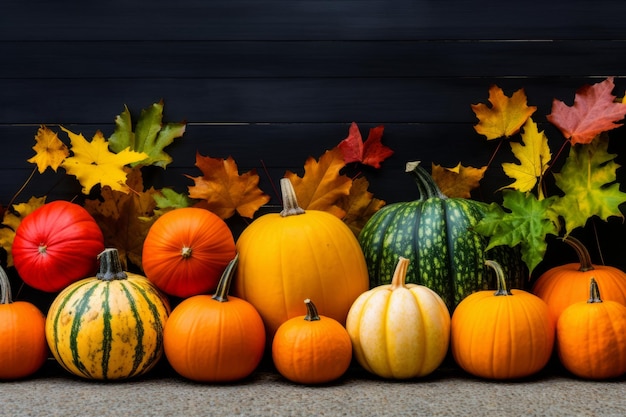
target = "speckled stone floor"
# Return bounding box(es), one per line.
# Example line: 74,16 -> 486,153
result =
2,357 -> 626,417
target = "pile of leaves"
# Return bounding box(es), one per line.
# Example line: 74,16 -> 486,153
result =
2,77 -> 625,279
470,77 -> 626,274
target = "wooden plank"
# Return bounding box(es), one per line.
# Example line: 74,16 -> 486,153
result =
2,0 -> 626,41
3,40 -> 626,79
1,77 -> 621,124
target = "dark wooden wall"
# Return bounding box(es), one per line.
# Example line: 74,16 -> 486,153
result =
3,0 -> 626,291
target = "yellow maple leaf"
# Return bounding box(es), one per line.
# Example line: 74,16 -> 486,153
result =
0,196 -> 46,266
285,148 -> 352,218
187,153 -> 270,219
502,118 -> 552,194
60,127 -> 148,194
472,85 -> 537,139
27,126 -> 69,173
431,163 -> 487,198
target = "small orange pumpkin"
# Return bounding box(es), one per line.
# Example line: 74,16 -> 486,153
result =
142,207 -> 236,298
163,255 -> 266,382
0,266 -> 48,380
451,260 -> 554,380
532,236 -> 626,325
556,277 -> 626,380
272,298 -> 352,385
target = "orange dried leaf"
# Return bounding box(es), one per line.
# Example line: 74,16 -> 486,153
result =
547,77 -> 626,145
284,147 -> 352,217
186,153 -> 270,219
472,85 -> 537,139
337,122 -> 393,168
432,163 -> 487,198
84,167 -> 158,270
338,176 -> 386,236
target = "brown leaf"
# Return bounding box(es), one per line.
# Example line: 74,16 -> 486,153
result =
186,152 -> 270,219
284,148 -> 352,218
338,177 -> 386,236
84,167 -> 158,270
432,163 -> 487,198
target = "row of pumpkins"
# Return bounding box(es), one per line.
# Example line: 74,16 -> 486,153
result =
2,166 -> 626,383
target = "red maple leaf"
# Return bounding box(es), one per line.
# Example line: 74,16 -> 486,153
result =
547,77 -> 626,145
337,122 -> 393,168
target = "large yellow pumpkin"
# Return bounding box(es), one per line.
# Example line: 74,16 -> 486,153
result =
233,178 -> 369,340
346,256 -> 451,379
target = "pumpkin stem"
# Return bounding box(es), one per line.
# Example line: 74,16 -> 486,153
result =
304,298 -> 321,321
181,246 -> 192,259
390,256 -> 410,291
562,236 -> 595,272
486,260 -> 512,296
405,161 -> 447,200
0,266 -> 13,304
96,248 -> 128,281
212,254 -> 239,303
587,277 -> 603,304
279,178 -> 306,217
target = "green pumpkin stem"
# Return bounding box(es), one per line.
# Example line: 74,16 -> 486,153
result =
304,298 -> 321,321
486,260 -> 512,296
279,178 -> 306,217
390,256 -> 410,291
587,278 -> 603,304
562,236 -> 595,272
96,248 -> 128,281
405,161 -> 447,200
212,254 -> 239,303
0,266 -> 12,304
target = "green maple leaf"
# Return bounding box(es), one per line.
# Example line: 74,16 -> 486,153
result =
551,134 -> 626,234
109,101 -> 186,168
475,190 -> 559,274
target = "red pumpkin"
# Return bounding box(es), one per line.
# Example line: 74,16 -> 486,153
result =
0,265 -> 48,380
12,200 -> 105,292
142,207 -> 236,298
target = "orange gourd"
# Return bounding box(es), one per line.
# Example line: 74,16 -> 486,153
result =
142,207 -> 236,298
532,236 -> 626,325
556,278 -> 626,380
234,178 -> 369,340
272,299 -> 352,385
451,260 -> 554,380
0,266 -> 48,380
163,255 -> 266,382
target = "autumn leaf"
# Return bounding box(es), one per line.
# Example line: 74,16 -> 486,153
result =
338,176 -> 386,236
0,196 -> 46,267
285,147 -> 352,218
27,126 -> 69,173
431,163 -> 487,198
337,122 -> 394,168
152,188 -> 193,214
83,167 -> 158,269
108,101 -> 186,168
551,134 -> 626,234
547,77 -> 626,145
186,153 -> 270,219
474,190 -> 559,274
60,127 -> 148,194
472,85 -> 537,139
501,118 -> 552,194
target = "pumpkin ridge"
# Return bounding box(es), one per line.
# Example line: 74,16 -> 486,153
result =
120,282 -> 146,378
70,282 -> 100,378
101,284 -> 114,380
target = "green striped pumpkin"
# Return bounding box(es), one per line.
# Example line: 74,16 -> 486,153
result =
359,162 -> 525,310
45,248 -> 170,380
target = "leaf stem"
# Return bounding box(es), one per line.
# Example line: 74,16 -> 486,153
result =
7,167 -> 37,209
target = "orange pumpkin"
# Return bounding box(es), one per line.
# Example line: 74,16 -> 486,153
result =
142,207 -> 236,298
0,266 -> 48,380
163,255 -> 266,382
234,178 -> 369,340
451,260 -> 554,380
272,298 -> 352,384
532,236 -> 626,325
556,278 -> 626,380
